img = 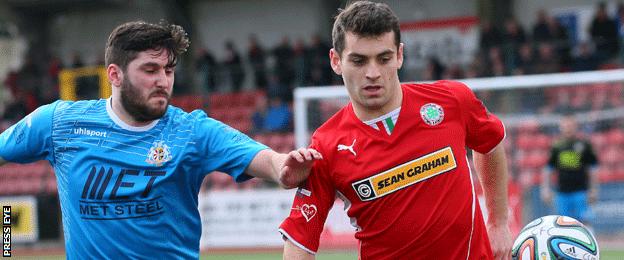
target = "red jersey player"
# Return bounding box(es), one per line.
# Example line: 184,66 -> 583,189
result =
280,1 -> 512,259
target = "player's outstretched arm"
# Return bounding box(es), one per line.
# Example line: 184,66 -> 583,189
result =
284,239 -> 315,260
246,148 -> 322,189
473,143 -> 512,260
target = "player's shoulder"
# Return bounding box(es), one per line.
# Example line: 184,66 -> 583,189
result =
310,106 -> 356,154
166,105 -> 203,121
403,80 -> 469,91
402,80 -> 472,99
47,99 -> 105,118
165,105 -> 231,133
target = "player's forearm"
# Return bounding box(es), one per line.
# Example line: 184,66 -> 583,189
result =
246,149 -> 283,185
284,239 -> 315,260
473,144 -> 509,226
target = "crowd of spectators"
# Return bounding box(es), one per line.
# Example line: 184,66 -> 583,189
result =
3,3 -> 624,132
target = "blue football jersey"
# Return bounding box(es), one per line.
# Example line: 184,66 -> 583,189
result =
0,98 -> 268,259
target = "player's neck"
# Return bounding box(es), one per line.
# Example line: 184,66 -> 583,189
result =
353,84 -> 403,122
109,96 -> 156,127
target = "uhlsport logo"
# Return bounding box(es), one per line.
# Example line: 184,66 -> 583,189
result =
146,141 -> 172,166
352,147 -> 457,201
420,103 -> 444,126
74,127 -> 108,138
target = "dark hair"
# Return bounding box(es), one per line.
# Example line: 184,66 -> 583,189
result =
105,20 -> 190,70
332,1 -> 401,56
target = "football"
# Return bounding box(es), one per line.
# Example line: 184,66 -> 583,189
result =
511,215 -> 599,260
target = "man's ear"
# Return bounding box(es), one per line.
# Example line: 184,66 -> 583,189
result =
397,43 -> 404,70
107,64 -> 123,88
329,48 -> 342,75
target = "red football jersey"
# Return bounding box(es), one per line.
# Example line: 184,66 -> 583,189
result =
279,81 -> 505,259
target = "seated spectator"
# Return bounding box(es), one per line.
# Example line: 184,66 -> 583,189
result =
534,43 -> 560,74
251,95 -> 268,134
513,43 -> 536,75
251,96 -> 292,133
264,96 -> 292,132
572,42 -> 600,72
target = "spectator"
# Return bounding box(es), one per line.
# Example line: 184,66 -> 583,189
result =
513,43 -> 536,75
533,9 -> 551,43
196,48 -> 218,92
252,95 -> 291,133
293,38 -> 306,86
251,94 -> 268,134
483,47 -> 506,76
572,42 -> 600,72
273,36 -> 295,89
479,20 -> 503,52
547,17 -> 572,69
248,34 -> 268,90
502,17 -> 527,67
590,2 -> 620,62
305,34 -> 332,86
263,96 -> 291,132
224,40 -> 245,92
534,43 -> 560,74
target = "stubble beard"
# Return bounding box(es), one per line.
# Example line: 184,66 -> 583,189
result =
119,78 -> 169,123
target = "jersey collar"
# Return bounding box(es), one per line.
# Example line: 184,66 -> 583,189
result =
106,97 -> 160,132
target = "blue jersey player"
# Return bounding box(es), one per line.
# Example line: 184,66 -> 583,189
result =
0,21 -> 321,259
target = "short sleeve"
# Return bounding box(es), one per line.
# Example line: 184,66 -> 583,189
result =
193,111 -> 268,182
583,141 -> 598,166
279,138 -> 336,254
0,101 -> 59,163
547,145 -> 558,168
452,81 -> 505,154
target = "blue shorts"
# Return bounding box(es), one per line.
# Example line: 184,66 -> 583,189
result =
555,190 -> 592,223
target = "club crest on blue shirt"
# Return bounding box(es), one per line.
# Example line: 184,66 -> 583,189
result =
420,103 -> 444,126
146,140 -> 172,166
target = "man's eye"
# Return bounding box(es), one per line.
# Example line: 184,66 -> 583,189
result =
351,59 -> 365,65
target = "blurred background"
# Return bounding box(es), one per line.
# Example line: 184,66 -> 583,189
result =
0,0 -> 623,258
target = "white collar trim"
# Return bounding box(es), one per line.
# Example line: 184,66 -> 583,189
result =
106,97 -> 160,132
362,106 -> 402,125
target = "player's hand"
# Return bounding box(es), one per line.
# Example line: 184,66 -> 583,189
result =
540,189 -> 553,205
487,223 -> 512,260
278,148 -> 322,189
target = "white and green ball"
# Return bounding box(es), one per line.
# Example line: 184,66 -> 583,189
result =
511,215 -> 599,260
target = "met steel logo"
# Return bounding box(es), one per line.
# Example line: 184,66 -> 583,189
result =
79,166 -> 167,220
